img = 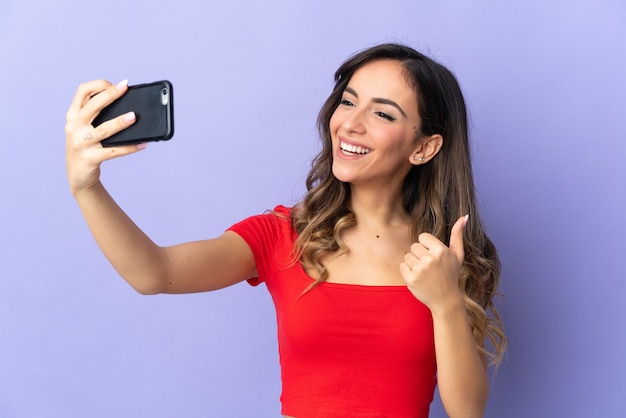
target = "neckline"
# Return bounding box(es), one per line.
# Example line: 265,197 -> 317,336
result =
296,262 -> 409,292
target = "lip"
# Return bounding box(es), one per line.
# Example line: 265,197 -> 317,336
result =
335,136 -> 372,160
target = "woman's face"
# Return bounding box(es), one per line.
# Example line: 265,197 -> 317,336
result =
329,59 -> 422,190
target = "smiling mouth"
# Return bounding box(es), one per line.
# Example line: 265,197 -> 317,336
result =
340,141 -> 372,156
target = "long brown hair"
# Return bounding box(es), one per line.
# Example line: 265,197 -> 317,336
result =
291,43 -> 506,366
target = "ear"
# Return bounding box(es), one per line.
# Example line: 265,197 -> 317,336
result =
409,134 -> 443,165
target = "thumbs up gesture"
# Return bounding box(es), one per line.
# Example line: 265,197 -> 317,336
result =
400,215 -> 468,314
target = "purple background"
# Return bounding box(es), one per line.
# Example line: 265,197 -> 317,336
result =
1,1 -> 625,417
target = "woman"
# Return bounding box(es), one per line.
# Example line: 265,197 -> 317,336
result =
65,43 -> 506,418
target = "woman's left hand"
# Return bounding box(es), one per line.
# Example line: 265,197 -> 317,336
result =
399,215 -> 468,315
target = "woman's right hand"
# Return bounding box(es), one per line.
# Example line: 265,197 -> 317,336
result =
65,79 -> 145,196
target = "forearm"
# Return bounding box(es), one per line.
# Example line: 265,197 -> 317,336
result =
432,299 -> 488,418
74,181 -> 169,294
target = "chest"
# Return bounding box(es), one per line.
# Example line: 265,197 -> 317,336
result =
322,232 -> 412,286
269,275 -> 436,372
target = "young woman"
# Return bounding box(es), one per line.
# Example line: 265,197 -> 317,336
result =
65,43 -> 506,418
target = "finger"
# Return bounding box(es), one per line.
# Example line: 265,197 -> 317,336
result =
92,111 -> 136,143
399,261 -> 413,280
408,242 -> 428,260
449,214 -> 468,264
416,232 -> 442,250
79,79 -> 130,124
66,80 -> 112,122
404,250 -> 419,266
68,111 -> 136,149
99,142 -> 148,163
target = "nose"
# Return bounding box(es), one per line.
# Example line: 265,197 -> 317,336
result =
341,106 -> 366,134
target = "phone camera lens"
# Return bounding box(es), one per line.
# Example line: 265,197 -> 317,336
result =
162,88 -> 167,95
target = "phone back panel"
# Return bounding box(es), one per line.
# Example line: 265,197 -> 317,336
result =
95,80 -> 174,147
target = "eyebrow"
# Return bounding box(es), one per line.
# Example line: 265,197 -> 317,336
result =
344,86 -> 408,118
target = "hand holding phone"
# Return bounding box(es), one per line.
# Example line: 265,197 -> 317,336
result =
93,80 -> 174,147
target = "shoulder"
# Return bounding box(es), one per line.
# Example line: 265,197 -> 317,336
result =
228,205 -> 293,239
227,205 -> 296,285
271,204 -> 292,217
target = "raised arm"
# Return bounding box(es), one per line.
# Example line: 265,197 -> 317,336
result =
400,216 -> 488,418
66,80 -> 256,295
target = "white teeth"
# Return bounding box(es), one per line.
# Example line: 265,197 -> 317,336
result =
340,141 -> 371,155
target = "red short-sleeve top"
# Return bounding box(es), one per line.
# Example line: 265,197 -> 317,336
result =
228,206 -> 437,418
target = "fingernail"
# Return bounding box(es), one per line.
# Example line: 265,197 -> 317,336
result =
136,143 -> 147,150
463,214 -> 469,227
116,79 -> 128,90
124,111 -> 135,122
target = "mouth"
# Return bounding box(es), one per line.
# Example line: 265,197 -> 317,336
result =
340,140 -> 372,156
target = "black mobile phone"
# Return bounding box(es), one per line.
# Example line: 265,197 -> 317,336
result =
94,80 -> 174,147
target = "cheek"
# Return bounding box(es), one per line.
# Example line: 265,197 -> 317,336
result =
373,127 -> 406,146
329,110 -> 341,135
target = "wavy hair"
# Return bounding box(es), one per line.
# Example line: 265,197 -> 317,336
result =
291,43 -> 506,366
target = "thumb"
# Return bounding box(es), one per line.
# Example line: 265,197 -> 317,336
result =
449,214 -> 468,264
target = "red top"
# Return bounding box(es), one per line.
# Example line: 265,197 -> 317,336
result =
228,206 -> 437,418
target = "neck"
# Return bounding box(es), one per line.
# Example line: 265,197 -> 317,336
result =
349,184 -> 409,230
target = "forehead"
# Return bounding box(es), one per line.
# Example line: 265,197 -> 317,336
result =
347,60 -> 417,110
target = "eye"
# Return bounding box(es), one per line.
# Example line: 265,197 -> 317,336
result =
339,98 -> 354,107
375,111 -> 396,122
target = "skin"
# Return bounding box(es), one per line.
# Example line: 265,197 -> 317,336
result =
65,62 -> 487,418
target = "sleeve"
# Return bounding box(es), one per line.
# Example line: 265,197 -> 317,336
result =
227,205 -> 292,286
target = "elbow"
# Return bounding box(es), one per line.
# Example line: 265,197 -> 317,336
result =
442,383 -> 489,418
133,285 -> 162,296
126,275 -> 167,295
451,401 -> 488,418
445,403 -> 487,418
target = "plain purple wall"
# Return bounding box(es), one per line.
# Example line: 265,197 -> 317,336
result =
1,1 -> 624,417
